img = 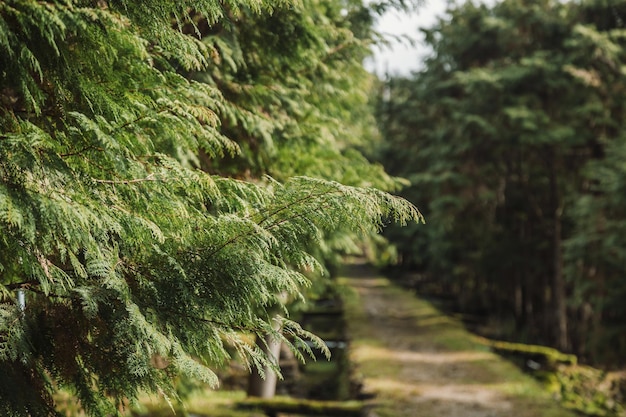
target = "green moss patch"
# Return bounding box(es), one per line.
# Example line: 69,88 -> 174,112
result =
237,396 -> 364,416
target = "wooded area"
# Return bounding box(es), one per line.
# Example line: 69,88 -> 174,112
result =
378,0 -> 626,367
0,1 -> 421,416
3,0 -> 626,415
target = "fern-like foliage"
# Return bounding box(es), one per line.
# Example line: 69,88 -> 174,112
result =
0,1 -> 422,416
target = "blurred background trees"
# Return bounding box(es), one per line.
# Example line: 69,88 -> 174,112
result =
376,0 -> 626,366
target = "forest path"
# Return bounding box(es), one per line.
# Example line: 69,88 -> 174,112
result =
341,261 -> 577,417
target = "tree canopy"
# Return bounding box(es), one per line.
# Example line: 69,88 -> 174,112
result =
376,0 -> 626,364
0,1 -> 422,416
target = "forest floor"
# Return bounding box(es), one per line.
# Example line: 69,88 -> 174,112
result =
341,260 -> 579,417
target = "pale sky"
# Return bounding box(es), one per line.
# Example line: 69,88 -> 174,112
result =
366,1 -> 449,76
367,1 -> 496,76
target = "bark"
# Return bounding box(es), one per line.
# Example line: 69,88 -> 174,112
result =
248,295 -> 288,399
247,328 -> 283,398
548,148 -> 568,351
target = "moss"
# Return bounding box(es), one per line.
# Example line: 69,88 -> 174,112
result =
237,396 -> 364,416
340,269 -> 580,417
129,389 -> 252,417
554,366 -> 625,417
477,337 -> 577,370
476,338 -> 625,416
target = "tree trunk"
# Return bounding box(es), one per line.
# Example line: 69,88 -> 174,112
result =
247,327 -> 282,398
248,294 -> 288,399
548,148 -> 568,352
514,214 -> 526,330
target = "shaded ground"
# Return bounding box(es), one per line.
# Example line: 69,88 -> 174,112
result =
341,261 -> 578,417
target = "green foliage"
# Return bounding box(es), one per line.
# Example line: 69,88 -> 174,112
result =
375,0 -> 626,365
189,0 -> 416,275
0,1 -> 422,416
554,365 -> 625,417
193,0 -> 404,188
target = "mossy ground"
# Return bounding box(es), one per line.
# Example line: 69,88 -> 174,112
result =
340,262 -> 579,417
129,390 -> 254,417
56,389 -> 254,417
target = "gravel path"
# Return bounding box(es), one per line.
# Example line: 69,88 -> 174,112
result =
342,262 -> 577,417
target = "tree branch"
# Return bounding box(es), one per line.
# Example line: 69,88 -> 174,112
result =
255,186 -> 341,227
92,173 -> 158,185
3,281 -> 39,290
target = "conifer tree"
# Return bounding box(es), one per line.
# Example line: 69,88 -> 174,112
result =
0,1 -> 421,415
376,0 -> 626,361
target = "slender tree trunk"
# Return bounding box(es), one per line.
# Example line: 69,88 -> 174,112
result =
514,215 -> 525,329
247,325 -> 282,398
514,273 -> 523,326
248,294 -> 288,398
548,148 -> 568,351
552,206 -> 568,351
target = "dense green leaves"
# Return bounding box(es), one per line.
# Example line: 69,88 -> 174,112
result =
0,0 -> 422,416
377,0 -> 626,364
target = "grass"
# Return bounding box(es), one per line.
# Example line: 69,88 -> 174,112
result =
128,389 -> 252,417
340,269 -> 580,417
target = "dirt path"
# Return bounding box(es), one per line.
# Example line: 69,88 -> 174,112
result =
341,262 -> 577,417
